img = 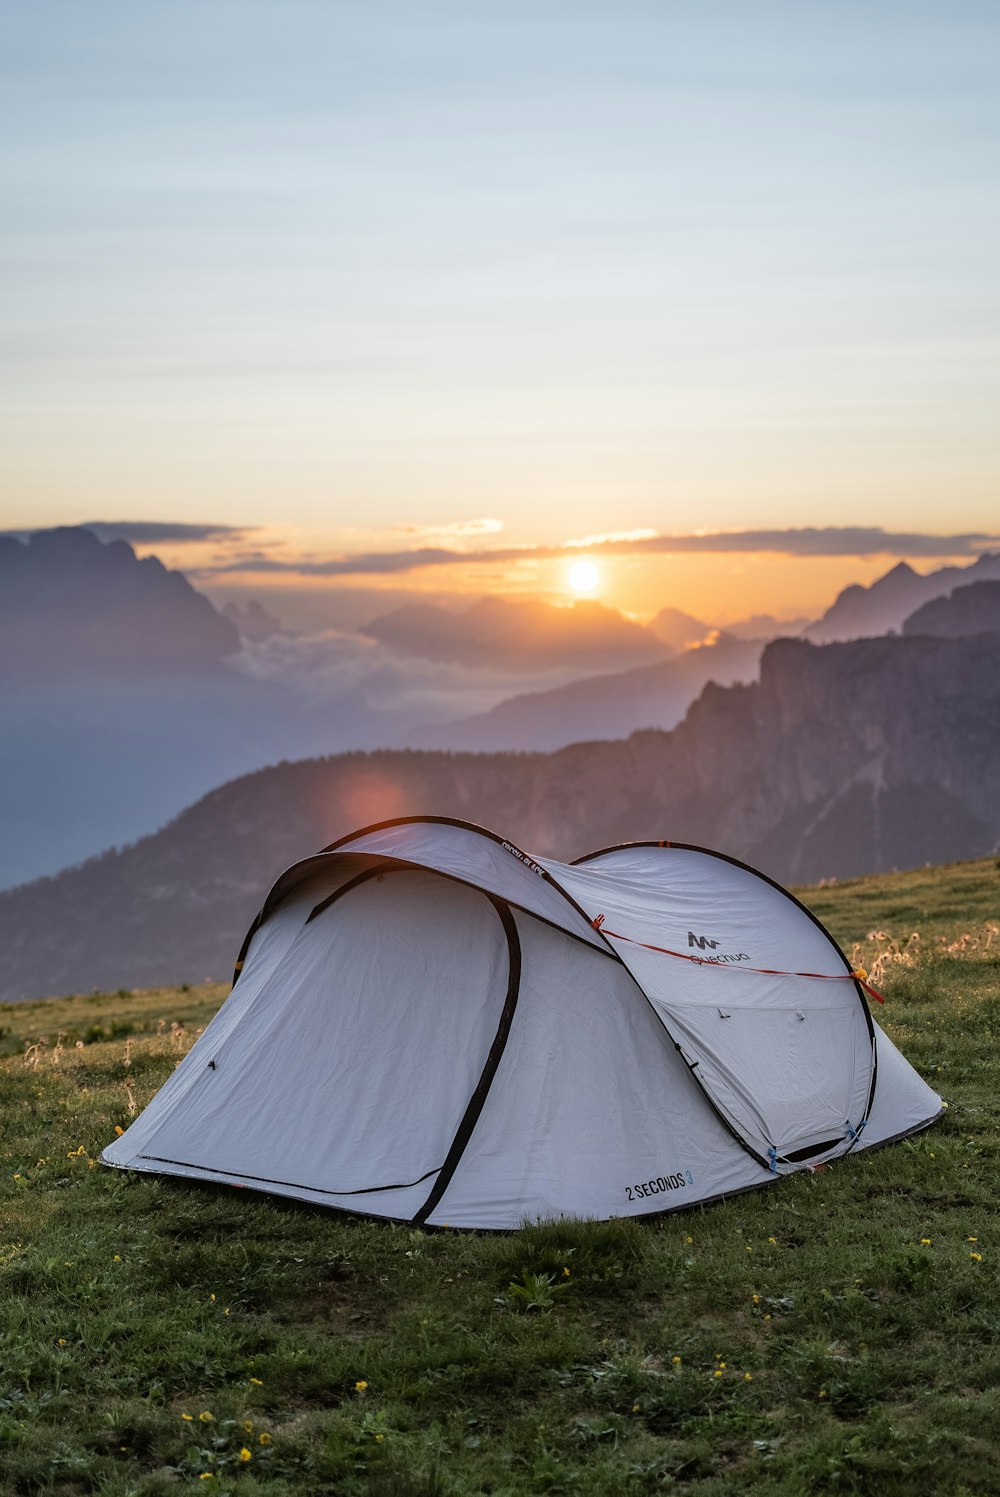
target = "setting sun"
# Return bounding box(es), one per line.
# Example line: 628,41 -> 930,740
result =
567,559 -> 600,596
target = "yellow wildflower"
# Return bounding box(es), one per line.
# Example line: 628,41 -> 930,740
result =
355,1380 -> 368,1392
57,1338 -> 67,1347
713,1369 -> 723,1378
744,1373 -> 752,1381
752,1294 -> 760,1305
180,1413 -> 193,1422
632,1402 -> 641,1413
767,1236 -> 777,1244
199,1476 -> 214,1483
259,1433 -> 272,1446
970,1252 -> 983,1262
113,1255 -> 121,1262
562,1266 -> 570,1277
198,1411 -> 213,1423
374,1433 -> 385,1444
672,1355 -> 682,1365
243,1420 -> 254,1434
249,1377 -> 263,1386
967,1236 -> 978,1242
239,1448 -> 252,1463
818,1389 -> 828,1399
920,1238 -> 932,1246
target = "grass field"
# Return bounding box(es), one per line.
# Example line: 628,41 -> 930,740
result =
1,858 -> 998,1496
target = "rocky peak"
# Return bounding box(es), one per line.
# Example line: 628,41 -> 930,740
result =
0,526 -> 240,680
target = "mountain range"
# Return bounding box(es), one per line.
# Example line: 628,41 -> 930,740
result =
804,554 -> 1000,642
0,530 -> 781,887
3,525 -> 999,897
1,624 -> 997,1001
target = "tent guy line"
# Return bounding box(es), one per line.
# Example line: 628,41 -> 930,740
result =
589,915 -> 886,1004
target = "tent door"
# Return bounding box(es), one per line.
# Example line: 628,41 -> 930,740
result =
661,999 -> 874,1169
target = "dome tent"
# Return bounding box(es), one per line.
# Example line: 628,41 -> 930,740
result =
102,817 -> 941,1229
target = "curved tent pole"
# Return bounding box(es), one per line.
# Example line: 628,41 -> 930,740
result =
411,897 -> 522,1226
319,814 -> 625,959
232,814 -> 627,988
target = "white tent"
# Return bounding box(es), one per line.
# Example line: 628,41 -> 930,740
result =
103,817 -> 941,1229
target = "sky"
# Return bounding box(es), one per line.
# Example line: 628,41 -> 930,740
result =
2,1 -> 998,625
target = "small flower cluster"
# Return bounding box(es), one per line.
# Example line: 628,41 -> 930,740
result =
917,1235 -> 985,1263
177,1408 -> 273,1481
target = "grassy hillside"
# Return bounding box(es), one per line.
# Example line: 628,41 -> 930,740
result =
1,858 -> 998,1496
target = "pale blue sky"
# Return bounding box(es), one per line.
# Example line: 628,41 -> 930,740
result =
2,1 -> 998,574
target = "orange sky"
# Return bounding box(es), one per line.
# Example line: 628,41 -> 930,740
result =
132,530 -> 987,631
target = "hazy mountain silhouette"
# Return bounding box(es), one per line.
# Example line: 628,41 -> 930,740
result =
902,580 -> 1000,639
1,628 -> 997,1000
721,612 -> 813,641
804,553 -> 1000,643
361,595 -> 666,671
221,598 -> 288,643
0,530 -> 402,887
0,527 -> 239,680
413,635 -> 763,750
646,607 -> 714,650
0,531 -> 700,886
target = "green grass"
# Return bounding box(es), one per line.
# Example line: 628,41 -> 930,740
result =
1,857 -> 999,1496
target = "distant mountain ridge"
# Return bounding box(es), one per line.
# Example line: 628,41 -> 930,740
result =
805,553 -> 1000,642
414,634 -> 764,750
646,606 -> 714,650
1,627 -> 997,1000
361,595 -> 667,671
0,527 -> 239,680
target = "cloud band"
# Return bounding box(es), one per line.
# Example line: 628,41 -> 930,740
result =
195,526 -> 1000,578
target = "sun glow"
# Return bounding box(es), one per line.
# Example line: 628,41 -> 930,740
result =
567,559 -> 600,596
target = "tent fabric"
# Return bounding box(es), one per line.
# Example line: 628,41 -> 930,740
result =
103,817 -> 942,1228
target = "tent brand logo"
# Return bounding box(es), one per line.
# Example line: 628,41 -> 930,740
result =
500,841 -> 547,878
688,931 -> 750,965
626,1170 -> 693,1202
